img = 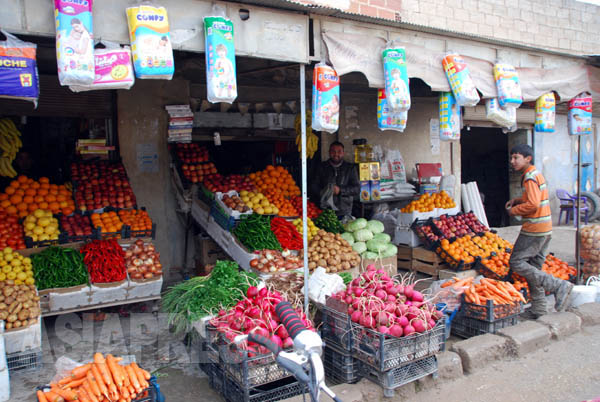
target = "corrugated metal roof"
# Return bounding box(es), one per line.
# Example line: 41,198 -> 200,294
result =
228,0 -> 590,60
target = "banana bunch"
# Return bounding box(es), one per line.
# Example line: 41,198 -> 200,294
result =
0,118 -> 22,178
294,111 -> 319,159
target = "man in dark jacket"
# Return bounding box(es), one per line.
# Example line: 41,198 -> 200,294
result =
311,141 -> 360,217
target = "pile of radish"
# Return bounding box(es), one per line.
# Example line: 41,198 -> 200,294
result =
209,286 -> 315,357
332,264 -> 443,338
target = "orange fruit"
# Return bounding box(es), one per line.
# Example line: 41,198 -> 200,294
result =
37,189 -> 48,197
17,175 -> 28,184
49,202 -> 60,211
0,194 -> 7,201
15,189 -> 24,197
45,194 -> 57,203
34,195 -> 45,203
59,201 -> 68,208
9,180 -> 19,188
5,205 -> 17,215
23,195 -> 34,204
56,194 -> 67,202
38,202 -> 49,210
62,207 -> 74,216
0,200 -> 10,209
5,187 -> 15,195
27,203 -> 38,212
39,177 -> 49,184
9,195 -> 22,204
16,202 -> 27,211
25,188 -> 36,197
30,182 -> 40,189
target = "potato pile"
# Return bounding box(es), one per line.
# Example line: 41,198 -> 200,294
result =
221,193 -> 251,214
307,230 -> 360,273
0,280 -> 41,331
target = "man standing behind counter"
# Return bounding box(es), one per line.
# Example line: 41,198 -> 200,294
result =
311,141 -> 360,218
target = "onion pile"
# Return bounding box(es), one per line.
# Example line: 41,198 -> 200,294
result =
124,239 -> 162,280
249,249 -> 302,273
332,265 -> 443,338
581,225 -> 600,261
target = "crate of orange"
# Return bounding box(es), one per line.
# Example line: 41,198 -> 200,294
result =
119,208 -> 156,239
435,238 -> 478,271
543,253 -> 577,283
0,175 -> 76,218
90,210 -> 127,240
249,165 -> 301,199
476,251 -> 511,281
262,188 -> 298,218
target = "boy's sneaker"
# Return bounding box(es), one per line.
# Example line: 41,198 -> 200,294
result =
554,281 -> 574,312
520,309 -> 543,320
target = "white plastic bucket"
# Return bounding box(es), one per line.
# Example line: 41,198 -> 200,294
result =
585,276 -> 600,303
570,285 -> 598,307
0,321 -> 10,402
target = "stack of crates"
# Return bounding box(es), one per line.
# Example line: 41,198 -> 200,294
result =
200,330 -> 306,402
451,295 -> 522,339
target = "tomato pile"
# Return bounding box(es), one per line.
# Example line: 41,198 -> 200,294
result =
0,209 -> 26,250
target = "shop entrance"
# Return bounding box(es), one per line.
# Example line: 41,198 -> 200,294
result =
460,126 -> 510,227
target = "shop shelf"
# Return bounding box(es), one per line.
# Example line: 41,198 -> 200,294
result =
360,355 -> 437,398
451,312 -> 519,339
6,348 -> 42,373
351,316 -> 446,372
460,293 -> 524,322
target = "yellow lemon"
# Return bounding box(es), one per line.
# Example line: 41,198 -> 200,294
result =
33,226 -> 44,235
14,279 -> 23,285
6,271 -> 16,280
23,257 -> 31,265
245,202 -> 254,209
264,206 -> 273,214
30,234 -> 38,242
272,207 -> 279,215
4,253 -> 13,262
26,270 -> 33,277
50,234 -> 59,240
16,272 -> 26,281
38,218 -> 50,227
44,211 -> 52,218
260,199 -> 269,207
3,247 -> 12,255
240,190 -> 248,197
38,234 -> 50,241
0,260 -> 6,267
33,209 -> 45,219
251,196 -> 260,204
241,196 -> 250,203
25,277 -> 35,285
255,207 -> 265,215
1,265 -> 11,274
24,222 -> 36,231
10,258 -> 21,267
0,272 -> 5,281
44,225 -> 56,235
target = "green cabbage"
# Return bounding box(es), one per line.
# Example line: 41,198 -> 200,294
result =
352,241 -> 367,254
341,232 -> 355,245
366,220 -> 385,234
381,244 -> 398,257
372,233 -> 391,244
366,239 -> 388,253
353,228 -> 373,242
347,218 -> 368,232
362,251 -> 379,260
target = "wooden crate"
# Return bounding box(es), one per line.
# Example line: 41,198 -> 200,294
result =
397,245 -> 413,270
411,246 -> 445,278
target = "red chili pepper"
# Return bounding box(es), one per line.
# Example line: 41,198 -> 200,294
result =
80,239 -> 127,283
270,217 -> 303,250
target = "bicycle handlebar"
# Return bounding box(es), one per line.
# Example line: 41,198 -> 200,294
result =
247,332 -> 281,355
275,301 -> 307,339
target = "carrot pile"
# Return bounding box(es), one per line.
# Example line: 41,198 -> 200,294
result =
440,276 -> 476,290
37,353 -> 151,402
464,278 -> 526,306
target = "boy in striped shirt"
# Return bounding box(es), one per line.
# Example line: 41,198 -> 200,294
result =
506,144 -> 573,319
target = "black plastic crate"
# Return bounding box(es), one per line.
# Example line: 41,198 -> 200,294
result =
410,219 -> 439,250
475,258 -> 510,281
460,293 -> 523,322
451,312 -> 519,339
351,316 -> 446,371
323,343 -> 362,385
360,355 -> 438,398
198,183 -> 215,207
36,375 -> 162,401
434,244 -> 477,271
321,304 -> 353,352
7,348 -> 42,372
127,222 -> 157,239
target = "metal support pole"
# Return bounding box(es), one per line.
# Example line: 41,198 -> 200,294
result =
300,64 -> 309,316
576,136 -> 581,284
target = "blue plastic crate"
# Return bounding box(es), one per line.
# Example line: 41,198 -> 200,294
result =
210,203 -> 238,232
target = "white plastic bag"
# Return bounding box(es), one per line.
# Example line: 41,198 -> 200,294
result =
493,62 -> 522,108
69,44 -> 135,92
0,30 -> 39,106
126,4 -> 174,80
204,14 -> 238,103
382,46 -> 410,111
311,62 -> 340,133
54,0 -> 95,86
441,53 -> 480,107
382,149 -> 407,183
306,267 -> 346,305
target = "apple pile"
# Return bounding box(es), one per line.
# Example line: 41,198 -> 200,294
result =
414,224 -> 439,243
433,214 -> 475,239
463,212 -> 488,232
71,162 -> 136,211
173,143 -> 209,164
204,174 -> 256,193
181,162 -> 218,184
59,214 -> 94,238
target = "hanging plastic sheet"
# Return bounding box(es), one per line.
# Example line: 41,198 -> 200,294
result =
311,62 -> 339,133
382,46 -> 410,111
442,53 -> 480,107
204,15 -> 238,103
0,30 -> 39,106
377,89 -> 407,132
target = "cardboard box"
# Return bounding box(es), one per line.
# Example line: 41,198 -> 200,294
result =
359,255 -> 398,278
359,162 -> 381,181
369,162 -> 381,181
89,280 -> 129,305
370,180 -> 381,200
126,275 -> 163,299
360,181 -> 371,201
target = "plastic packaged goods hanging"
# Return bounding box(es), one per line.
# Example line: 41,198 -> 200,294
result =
54,0 -> 95,86
312,62 -> 340,133
69,44 -> 135,92
204,14 -> 237,103
377,88 -> 407,132
485,98 -> 516,128
535,92 -> 555,133
126,4 -> 174,80
0,30 -> 39,106
493,62 -> 522,109
439,91 -> 461,140
568,92 -> 593,135
441,53 -> 480,107
382,46 -> 410,112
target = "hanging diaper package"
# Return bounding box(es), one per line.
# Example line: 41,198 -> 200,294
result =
0,30 -> 39,106
493,62 -> 522,108
535,92 -> 555,133
485,98 -> 516,128
126,5 -> 174,80
204,15 -> 237,104
70,45 -> 135,92
54,0 -> 95,86
568,92 -> 592,136
382,47 -> 410,112
442,53 -> 480,107
377,89 -> 407,132
311,62 -> 340,133
439,92 -> 461,141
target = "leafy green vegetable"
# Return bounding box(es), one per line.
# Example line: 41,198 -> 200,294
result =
314,209 -> 345,234
362,251 -> 379,260
366,220 -> 385,234
233,213 -> 281,252
354,228 -> 373,242
161,260 -> 259,333
367,238 -> 388,253
347,218 -> 367,232
338,272 -> 353,285
373,233 -> 391,244
31,246 -> 89,290
382,243 -> 398,257
352,241 -> 367,254
341,232 -> 355,245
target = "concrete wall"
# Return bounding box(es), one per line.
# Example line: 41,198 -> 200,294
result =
302,0 -> 600,55
117,80 -> 190,281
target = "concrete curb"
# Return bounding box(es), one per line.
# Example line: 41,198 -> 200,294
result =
496,320 -> 551,356
450,334 -> 508,374
569,302 -> 600,326
536,312 -> 581,340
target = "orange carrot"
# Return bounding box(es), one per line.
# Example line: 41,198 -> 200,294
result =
62,378 -> 86,390
125,365 -> 141,393
37,390 -> 49,402
106,355 -> 124,388
44,391 -> 65,402
138,367 -> 151,381
51,385 -> 78,401
76,388 -> 91,402
91,365 -> 109,400
71,364 -> 92,380
83,381 -> 99,402
86,372 -> 101,398
131,363 -> 149,389
441,281 -> 453,288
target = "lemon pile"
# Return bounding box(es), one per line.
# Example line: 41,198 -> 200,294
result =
292,218 -> 319,241
0,247 -> 34,284
239,191 -> 279,215
24,209 -> 60,242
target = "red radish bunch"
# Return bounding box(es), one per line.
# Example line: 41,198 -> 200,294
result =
209,286 -> 315,357
332,264 -> 443,338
